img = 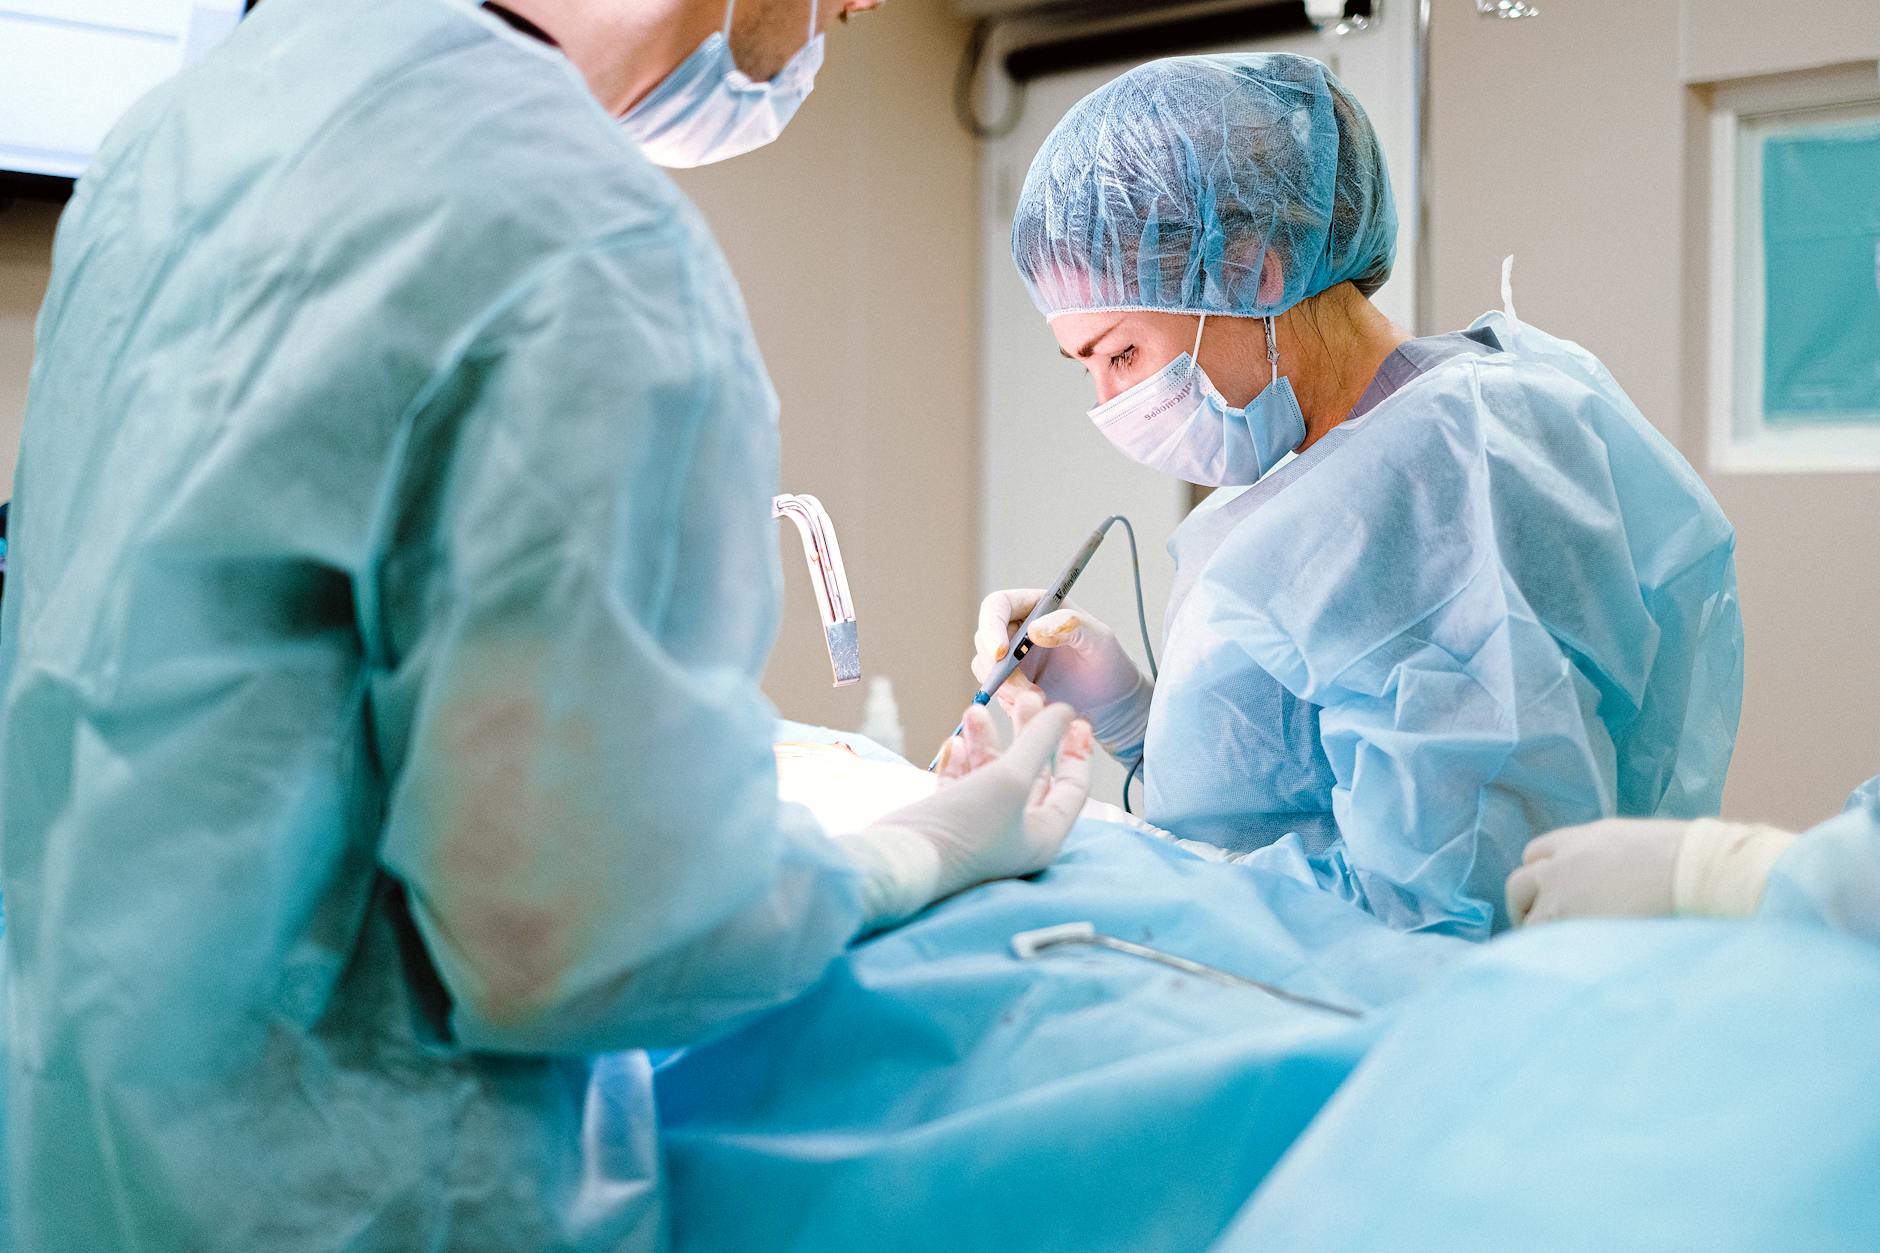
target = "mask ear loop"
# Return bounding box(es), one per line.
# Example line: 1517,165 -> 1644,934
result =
1264,316 -> 1281,388
1190,315 -> 1207,365
722,0 -> 738,36
806,0 -> 819,41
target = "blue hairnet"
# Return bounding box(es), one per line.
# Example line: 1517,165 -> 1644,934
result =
1012,53 -> 1397,319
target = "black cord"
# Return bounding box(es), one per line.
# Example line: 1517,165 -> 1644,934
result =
1109,516 -> 1158,681
953,19 -> 1025,140
1104,516 -> 1157,814
1123,757 -> 1143,815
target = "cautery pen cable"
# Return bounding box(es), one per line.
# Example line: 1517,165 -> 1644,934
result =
930,516 -> 1159,775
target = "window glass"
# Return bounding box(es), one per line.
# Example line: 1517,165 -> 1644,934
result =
0,2 -> 245,180
1761,118 -> 1880,427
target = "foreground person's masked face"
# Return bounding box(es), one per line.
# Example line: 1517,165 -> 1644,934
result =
621,0 -> 824,167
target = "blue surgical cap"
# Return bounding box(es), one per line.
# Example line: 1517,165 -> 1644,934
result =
1012,53 -> 1397,320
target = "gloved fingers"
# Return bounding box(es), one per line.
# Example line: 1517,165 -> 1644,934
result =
1505,863 -> 1542,926
1027,718 -> 1094,820
932,733 -> 958,777
992,702 -> 1077,787
1006,687 -> 1047,739
971,625 -> 1011,669
971,645 -> 1043,700
1523,891 -> 1565,926
934,704 -> 999,782
1024,607 -> 1092,651
975,589 -> 1047,662
970,683 -> 1035,733
992,675 -> 1042,719
958,703 -> 1003,774
1524,818 -> 1644,863
1521,830 -> 1566,865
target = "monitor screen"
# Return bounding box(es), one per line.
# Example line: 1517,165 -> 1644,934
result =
0,1 -> 248,184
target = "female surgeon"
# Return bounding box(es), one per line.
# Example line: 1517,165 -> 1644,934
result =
973,52 -> 1745,938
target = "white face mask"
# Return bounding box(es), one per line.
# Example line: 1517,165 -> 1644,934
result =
1087,315 -> 1306,488
621,0 -> 824,168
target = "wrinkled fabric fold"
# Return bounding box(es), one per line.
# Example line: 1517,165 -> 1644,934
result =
655,811 -> 1470,1252
1144,312 -> 1741,935
0,0 -> 862,1246
1759,774 -> 1880,942
1218,920 -> 1880,1252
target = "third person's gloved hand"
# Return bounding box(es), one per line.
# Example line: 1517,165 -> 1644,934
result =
837,694 -> 1093,932
1506,817 -> 1803,926
1505,819 -> 1686,925
973,589 -> 1152,762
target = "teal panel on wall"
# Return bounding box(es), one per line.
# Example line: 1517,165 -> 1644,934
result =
1762,120 -> 1880,425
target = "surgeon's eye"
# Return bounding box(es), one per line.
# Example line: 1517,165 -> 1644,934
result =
1109,346 -> 1136,371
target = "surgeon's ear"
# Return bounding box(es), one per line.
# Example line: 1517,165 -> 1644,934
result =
1255,250 -> 1286,308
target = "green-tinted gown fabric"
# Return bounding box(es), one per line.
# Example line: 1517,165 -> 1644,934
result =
0,0 -> 864,1247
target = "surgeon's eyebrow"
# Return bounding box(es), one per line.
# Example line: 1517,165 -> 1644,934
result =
1060,318 -> 1125,359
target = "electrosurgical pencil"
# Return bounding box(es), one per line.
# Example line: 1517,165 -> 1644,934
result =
928,517 -> 1122,771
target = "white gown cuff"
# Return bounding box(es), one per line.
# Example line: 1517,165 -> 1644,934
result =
1672,819 -> 1802,918
1088,676 -> 1153,767
833,826 -> 945,934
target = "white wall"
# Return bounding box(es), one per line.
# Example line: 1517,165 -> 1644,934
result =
673,1 -> 979,752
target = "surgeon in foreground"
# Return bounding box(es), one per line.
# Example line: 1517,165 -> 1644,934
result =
0,0 -> 1093,1248
974,54 -> 1743,937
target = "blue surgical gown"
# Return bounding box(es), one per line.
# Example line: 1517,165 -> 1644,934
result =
0,0 -> 864,1247
1216,918 -> 1880,1253
1760,774 -> 1880,943
1141,311 -> 1742,936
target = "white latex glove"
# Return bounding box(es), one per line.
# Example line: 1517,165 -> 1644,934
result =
1507,817 -> 1802,926
972,589 -> 1152,761
1506,819 -> 1687,926
836,694 -> 1093,931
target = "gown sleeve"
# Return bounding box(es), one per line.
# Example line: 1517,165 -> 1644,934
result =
371,224 -> 865,1054
1758,776 -> 1880,944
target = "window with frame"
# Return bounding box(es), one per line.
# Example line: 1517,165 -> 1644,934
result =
1708,69 -> 1880,474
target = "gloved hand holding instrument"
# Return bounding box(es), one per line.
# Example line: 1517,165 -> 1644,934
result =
935,517 -> 1159,802
972,590 -> 1153,764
